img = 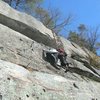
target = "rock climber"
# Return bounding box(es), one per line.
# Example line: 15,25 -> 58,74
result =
57,48 -> 69,71
43,48 -> 69,71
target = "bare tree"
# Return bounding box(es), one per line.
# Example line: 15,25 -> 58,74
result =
2,0 -> 12,5
68,24 -> 100,54
87,26 -> 100,52
34,6 -> 73,34
2,0 -> 21,8
2,0 -> 43,9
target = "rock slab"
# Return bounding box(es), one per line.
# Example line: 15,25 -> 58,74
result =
0,0 -> 56,47
0,59 -> 100,100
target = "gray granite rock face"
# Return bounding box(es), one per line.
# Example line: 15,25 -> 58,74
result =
0,23 -> 100,100
0,59 -> 100,100
0,1 -> 100,99
0,23 -> 99,82
0,23 -> 57,74
60,37 -> 100,80
59,37 -> 88,58
0,0 -> 56,47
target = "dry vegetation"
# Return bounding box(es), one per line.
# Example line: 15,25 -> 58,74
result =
88,54 -> 100,69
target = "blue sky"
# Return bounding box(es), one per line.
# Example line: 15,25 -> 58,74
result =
43,0 -> 100,34
43,0 -> 100,55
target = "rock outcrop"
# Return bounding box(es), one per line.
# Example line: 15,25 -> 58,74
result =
60,37 -> 100,80
0,59 -> 100,100
0,1 -> 100,100
0,0 -> 56,47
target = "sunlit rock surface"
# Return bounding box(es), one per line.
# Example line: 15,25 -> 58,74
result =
0,60 -> 100,100
0,0 -> 56,47
0,1 -> 100,100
